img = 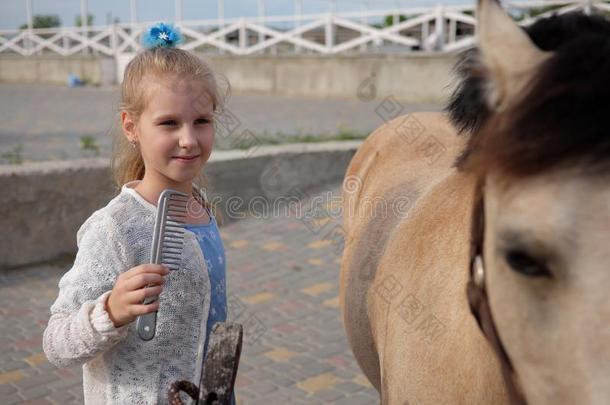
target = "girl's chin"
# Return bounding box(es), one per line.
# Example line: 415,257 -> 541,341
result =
165,167 -> 202,182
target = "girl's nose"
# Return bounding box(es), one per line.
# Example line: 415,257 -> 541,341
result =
178,126 -> 198,149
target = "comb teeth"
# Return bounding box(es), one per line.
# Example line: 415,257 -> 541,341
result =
137,189 -> 191,340
151,190 -> 190,271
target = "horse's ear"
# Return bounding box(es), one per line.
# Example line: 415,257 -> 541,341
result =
477,0 -> 551,111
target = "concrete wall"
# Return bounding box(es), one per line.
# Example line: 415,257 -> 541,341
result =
0,55 -> 116,86
208,53 -> 457,103
0,141 -> 360,270
0,53 -> 458,103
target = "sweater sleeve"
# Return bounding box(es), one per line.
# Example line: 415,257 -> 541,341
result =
43,212 -> 131,368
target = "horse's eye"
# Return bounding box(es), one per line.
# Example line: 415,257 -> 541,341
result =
505,250 -> 552,278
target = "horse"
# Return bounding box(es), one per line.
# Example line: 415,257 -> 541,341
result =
339,1 -> 610,404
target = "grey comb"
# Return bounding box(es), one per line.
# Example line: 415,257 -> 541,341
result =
136,189 -> 189,341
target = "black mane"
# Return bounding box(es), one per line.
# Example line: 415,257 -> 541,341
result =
447,12 -> 610,176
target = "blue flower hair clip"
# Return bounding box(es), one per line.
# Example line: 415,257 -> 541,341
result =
141,22 -> 183,49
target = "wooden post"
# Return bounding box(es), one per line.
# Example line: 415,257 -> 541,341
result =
197,323 -> 243,404
167,322 -> 243,405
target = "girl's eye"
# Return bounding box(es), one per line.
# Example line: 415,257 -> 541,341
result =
159,120 -> 178,126
195,118 -> 211,125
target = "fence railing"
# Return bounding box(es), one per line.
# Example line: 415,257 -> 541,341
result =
1,0 -> 607,57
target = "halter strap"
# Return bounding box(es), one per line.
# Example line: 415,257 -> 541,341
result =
466,182 -> 528,405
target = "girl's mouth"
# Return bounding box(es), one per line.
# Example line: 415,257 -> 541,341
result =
173,155 -> 200,163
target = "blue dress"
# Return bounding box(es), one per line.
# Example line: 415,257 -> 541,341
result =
183,209 -> 236,404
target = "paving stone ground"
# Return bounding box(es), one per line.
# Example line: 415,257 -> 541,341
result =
0,184 -> 380,404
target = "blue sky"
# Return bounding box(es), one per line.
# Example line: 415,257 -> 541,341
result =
1,0 -> 470,30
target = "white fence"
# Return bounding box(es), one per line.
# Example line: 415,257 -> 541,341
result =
1,0 -> 608,57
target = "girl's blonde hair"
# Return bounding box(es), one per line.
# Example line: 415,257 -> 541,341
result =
111,47 -> 227,221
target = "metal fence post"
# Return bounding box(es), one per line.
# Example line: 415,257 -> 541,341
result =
294,0 -> 302,54
80,0 -> 89,55
435,4 -> 445,51
239,18 -> 246,53
25,0 -> 33,55
325,13 -> 334,53
360,1 -> 369,53
218,0 -> 225,54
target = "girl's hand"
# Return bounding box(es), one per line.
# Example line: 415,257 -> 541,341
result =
106,264 -> 169,328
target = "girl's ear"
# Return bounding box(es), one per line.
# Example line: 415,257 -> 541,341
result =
121,111 -> 137,142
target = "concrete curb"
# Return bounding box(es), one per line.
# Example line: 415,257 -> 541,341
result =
0,141 -> 361,269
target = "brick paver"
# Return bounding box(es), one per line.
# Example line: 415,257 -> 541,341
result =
0,184 -> 379,404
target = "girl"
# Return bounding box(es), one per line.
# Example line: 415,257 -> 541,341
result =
43,23 -> 231,404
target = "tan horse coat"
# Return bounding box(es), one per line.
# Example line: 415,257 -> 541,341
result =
340,112 -> 508,404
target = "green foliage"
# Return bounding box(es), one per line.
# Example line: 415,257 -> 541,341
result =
371,14 -> 409,29
80,136 -> 100,156
0,144 -> 24,165
19,14 -> 61,29
383,14 -> 408,27
75,13 -> 94,27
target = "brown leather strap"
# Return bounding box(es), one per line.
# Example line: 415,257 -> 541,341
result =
467,185 -> 527,405
467,277 -> 527,405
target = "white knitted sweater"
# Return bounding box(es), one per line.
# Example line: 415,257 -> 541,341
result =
43,180 -> 211,404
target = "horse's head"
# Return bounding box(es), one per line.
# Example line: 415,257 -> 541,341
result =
448,1 -> 610,403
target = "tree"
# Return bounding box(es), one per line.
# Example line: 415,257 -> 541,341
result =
75,13 -> 94,27
19,14 -> 61,29
371,14 -> 408,29
383,14 -> 408,27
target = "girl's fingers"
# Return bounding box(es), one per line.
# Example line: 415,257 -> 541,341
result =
125,285 -> 163,304
124,273 -> 165,291
121,264 -> 169,281
129,302 -> 160,316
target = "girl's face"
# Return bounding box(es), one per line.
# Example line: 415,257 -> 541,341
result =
123,75 -> 215,190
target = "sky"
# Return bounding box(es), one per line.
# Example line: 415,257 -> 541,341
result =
0,0 -> 471,30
